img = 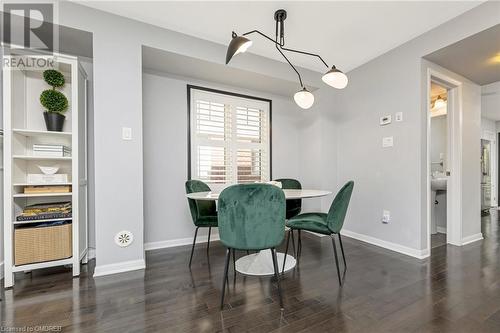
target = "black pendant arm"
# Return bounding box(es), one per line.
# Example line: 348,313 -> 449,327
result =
241,29 -> 304,87
279,45 -> 330,68
242,30 -> 280,46
275,43 -> 304,87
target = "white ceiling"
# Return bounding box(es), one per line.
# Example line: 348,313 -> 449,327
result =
77,1 -> 481,73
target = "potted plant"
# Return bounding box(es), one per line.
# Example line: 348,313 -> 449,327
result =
40,69 -> 68,131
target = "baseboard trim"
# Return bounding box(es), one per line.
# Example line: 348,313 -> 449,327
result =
437,226 -> 447,234
342,229 -> 429,259
93,259 -> 145,278
0,261 -> 3,280
461,233 -> 483,245
145,233 -> 220,251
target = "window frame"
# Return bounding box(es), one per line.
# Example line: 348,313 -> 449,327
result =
187,85 -> 272,185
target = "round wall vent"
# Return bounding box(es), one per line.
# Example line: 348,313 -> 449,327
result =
114,230 -> 134,247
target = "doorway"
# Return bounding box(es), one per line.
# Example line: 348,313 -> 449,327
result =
426,68 -> 463,253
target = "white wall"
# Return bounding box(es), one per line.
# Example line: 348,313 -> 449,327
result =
142,72 -> 302,245
482,81 -> 500,121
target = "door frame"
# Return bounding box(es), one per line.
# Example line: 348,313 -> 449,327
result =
426,68 -> 463,253
482,130 -> 497,207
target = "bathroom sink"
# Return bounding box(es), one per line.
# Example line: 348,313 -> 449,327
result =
431,178 -> 447,191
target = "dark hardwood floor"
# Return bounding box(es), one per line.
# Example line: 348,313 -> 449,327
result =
1,210 -> 500,332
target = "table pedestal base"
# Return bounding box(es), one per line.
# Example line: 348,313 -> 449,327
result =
235,249 -> 296,276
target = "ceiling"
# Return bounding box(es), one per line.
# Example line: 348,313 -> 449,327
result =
425,24 -> 500,85
77,1 -> 481,73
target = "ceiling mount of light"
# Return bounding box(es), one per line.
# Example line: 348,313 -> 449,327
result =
225,9 -> 348,109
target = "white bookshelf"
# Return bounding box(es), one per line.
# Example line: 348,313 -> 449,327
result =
2,48 -> 88,288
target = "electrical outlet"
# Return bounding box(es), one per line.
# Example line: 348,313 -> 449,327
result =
382,210 -> 390,224
395,112 -> 403,122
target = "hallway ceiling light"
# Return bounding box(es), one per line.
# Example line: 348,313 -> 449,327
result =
433,95 -> 446,109
225,9 -> 347,110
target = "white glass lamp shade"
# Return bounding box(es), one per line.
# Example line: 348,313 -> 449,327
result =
433,96 -> 446,109
322,66 -> 348,89
294,88 -> 315,109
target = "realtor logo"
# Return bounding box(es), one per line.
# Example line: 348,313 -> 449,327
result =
2,2 -> 55,51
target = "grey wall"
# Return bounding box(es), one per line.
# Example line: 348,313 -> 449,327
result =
142,72 -> 302,244
430,115 -> 447,173
319,2 -> 497,253
58,2 -> 326,270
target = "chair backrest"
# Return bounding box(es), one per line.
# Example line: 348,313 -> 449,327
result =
275,178 -> 302,219
218,183 -> 286,250
326,181 -> 354,233
185,180 -> 217,224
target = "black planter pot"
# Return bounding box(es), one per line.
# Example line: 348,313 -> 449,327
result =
43,112 -> 65,132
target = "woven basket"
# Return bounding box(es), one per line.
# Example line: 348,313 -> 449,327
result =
15,223 -> 72,266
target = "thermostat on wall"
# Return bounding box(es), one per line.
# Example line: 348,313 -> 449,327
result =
380,115 -> 392,126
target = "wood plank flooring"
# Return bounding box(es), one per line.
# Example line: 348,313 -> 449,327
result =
1,210 -> 500,332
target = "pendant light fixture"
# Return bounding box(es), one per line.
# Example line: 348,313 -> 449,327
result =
225,9 -> 348,110
433,95 -> 446,109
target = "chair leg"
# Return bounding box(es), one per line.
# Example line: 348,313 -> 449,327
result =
189,227 -> 199,267
338,233 -> 347,270
298,230 -> 302,258
282,229 -> 292,273
331,235 -> 342,285
290,229 -> 296,257
207,227 -> 211,256
220,248 -> 231,310
232,249 -> 236,275
271,248 -> 284,309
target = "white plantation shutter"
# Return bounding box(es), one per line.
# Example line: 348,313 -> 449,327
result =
190,88 -> 270,189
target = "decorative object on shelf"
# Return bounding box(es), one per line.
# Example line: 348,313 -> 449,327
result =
33,144 -> 71,157
16,202 -> 72,222
27,173 -> 68,184
24,185 -> 71,194
40,69 -> 68,132
37,164 -> 60,175
225,9 -> 348,109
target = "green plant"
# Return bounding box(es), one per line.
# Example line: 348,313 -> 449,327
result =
40,69 -> 68,114
43,69 -> 65,87
40,89 -> 68,113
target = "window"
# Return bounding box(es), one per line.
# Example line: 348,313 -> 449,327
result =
188,86 -> 271,189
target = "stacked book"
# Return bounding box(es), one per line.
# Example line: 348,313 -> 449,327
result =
24,185 -> 71,194
16,202 -> 72,221
33,144 -> 71,157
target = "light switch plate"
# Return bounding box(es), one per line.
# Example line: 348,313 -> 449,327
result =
395,112 -> 403,122
382,210 -> 390,224
122,127 -> 132,140
380,115 -> 392,126
382,136 -> 394,148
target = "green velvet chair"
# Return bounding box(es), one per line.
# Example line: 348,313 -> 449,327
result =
284,181 -> 354,285
185,180 -> 218,267
218,183 -> 286,310
274,178 -> 301,269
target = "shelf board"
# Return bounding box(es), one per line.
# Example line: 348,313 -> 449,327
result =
14,217 -> 72,225
12,257 -> 73,272
13,155 -> 72,161
12,129 -> 72,137
13,192 -> 72,198
13,182 -> 72,186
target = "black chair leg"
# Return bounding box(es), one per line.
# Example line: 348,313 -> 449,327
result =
232,249 -> 236,275
282,229 -> 291,273
290,229 -> 296,257
271,248 -> 284,309
207,227 -> 211,256
338,233 -> 347,270
298,230 -> 302,258
220,248 -> 231,310
189,227 -> 199,267
331,235 -> 342,285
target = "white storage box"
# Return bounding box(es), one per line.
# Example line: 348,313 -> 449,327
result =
27,174 -> 69,184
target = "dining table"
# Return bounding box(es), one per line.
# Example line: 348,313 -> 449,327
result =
186,188 -> 332,276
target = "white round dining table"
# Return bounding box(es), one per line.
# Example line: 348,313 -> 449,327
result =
186,188 -> 332,276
